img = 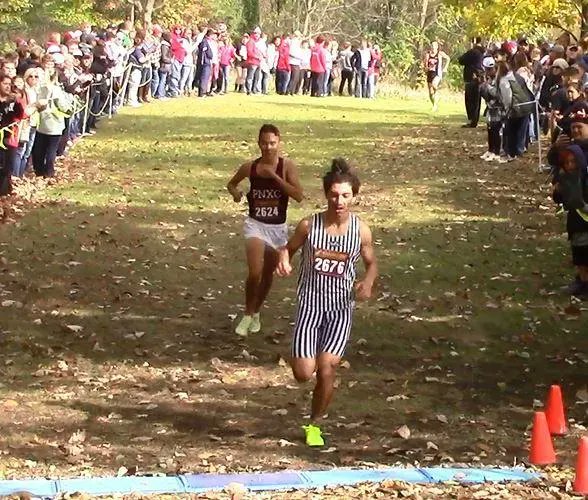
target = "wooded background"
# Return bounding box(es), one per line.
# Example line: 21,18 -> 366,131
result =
2,0 -> 588,86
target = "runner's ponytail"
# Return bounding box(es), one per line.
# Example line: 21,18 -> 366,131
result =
323,158 -> 361,195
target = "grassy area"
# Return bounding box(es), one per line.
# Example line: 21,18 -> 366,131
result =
0,92 -> 586,497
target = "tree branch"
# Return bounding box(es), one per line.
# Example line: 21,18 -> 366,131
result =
537,18 -> 578,41
130,0 -> 144,12
561,0 -> 584,17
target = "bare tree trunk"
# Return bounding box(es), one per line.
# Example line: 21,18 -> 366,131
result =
416,0 -> 429,55
303,0 -> 313,35
419,0 -> 428,31
582,0 -> 588,39
143,0 -> 155,27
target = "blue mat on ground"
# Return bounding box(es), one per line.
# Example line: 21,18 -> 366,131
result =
0,467 -> 540,498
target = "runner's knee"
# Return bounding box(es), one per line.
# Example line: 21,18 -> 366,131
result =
292,363 -> 315,382
316,359 -> 338,380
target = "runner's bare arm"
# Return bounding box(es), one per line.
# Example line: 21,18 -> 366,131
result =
227,162 -> 251,202
269,159 -> 304,202
276,217 -> 311,277
355,220 -> 377,300
440,51 -> 451,73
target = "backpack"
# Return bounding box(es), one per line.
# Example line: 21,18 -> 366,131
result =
509,73 -> 536,118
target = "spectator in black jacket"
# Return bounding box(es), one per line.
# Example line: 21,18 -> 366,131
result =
458,37 -> 484,128
196,30 -> 214,97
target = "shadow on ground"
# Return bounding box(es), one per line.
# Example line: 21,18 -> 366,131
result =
0,95 -> 585,476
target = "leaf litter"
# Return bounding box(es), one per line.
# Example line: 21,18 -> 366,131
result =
0,95 -> 584,498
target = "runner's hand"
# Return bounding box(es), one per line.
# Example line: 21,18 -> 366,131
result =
256,163 -> 277,178
275,249 -> 292,277
232,191 -> 243,203
355,280 -> 373,301
276,258 -> 292,277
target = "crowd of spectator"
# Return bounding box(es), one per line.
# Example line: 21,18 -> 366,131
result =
0,21 -> 385,197
455,36 -> 588,163
0,22 -> 586,296
454,35 -> 588,295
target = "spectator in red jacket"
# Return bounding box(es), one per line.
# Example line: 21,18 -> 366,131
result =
168,26 -> 186,97
276,36 -> 291,94
245,27 -> 262,94
310,35 -> 327,97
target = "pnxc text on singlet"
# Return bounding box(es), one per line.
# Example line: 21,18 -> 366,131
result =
247,157 -> 289,224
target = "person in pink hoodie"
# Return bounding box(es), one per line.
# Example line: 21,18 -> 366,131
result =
310,35 -> 327,97
218,38 -> 236,93
245,27 -> 262,94
368,44 -> 383,98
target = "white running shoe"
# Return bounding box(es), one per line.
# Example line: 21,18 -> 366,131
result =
235,315 -> 253,337
249,313 -> 261,333
480,151 -> 491,160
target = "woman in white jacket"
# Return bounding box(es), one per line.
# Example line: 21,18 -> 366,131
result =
32,63 -> 73,177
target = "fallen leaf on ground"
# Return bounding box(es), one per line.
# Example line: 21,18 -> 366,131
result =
436,414 -> 449,424
396,425 -> 411,439
65,324 -> 84,333
278,439 -> 297,447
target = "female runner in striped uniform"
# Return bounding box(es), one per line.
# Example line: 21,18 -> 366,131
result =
276,158 -> 377,447
227,124 -> 303,336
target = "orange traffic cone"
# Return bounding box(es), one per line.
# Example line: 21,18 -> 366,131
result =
573,436 -> 588,495
529,411 -> 556,465
545,385 -> 568,435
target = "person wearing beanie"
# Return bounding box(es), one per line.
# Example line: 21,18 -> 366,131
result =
552,58 -> 570,70
538,57 -> 567,123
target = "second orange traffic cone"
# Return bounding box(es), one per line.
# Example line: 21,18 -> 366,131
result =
529,411 -> 556,465
573,436 -> 588,495
545,384 -> 568,435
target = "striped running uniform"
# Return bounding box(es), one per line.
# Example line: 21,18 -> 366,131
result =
292,213 -> 362,358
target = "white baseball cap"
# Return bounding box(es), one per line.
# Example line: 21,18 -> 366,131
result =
482,56 -> 495,68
